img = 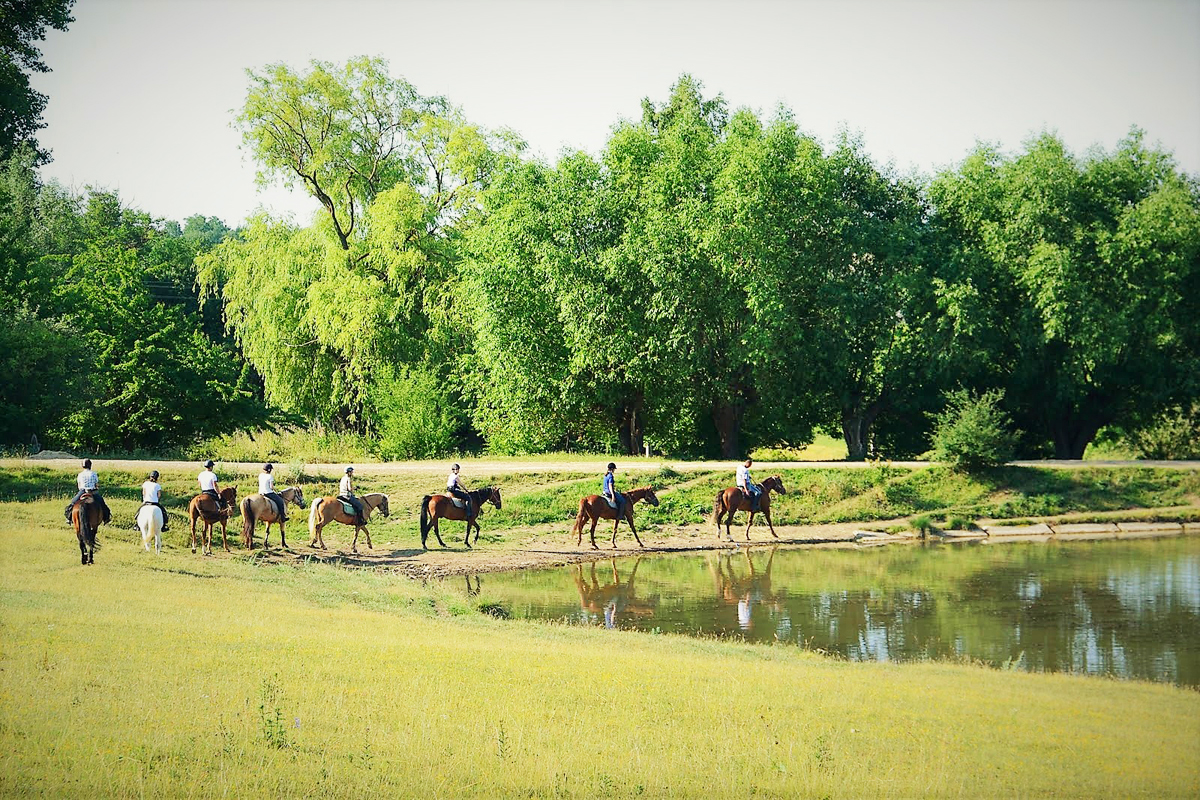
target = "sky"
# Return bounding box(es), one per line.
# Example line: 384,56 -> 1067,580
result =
32,0 -> 1200,227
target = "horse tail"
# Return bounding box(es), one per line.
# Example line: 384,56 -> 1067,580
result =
571,498 -> 588,537
308,497 -> 321,540
241,497 -> 255,541
420,496 -> 432,538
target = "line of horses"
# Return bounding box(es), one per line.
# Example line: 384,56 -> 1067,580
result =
68,473 -> 788,564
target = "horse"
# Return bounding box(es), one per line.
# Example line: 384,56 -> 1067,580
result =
188,487 -> 238,555
136,503 -> 164,554
239,486 -> 306,550
571,486 -> 660,550
712,475 -> 787,541
71,491 -> 101,565
308,492 -> 390,553
419,486 -> 502,550
574,558 -> 658,628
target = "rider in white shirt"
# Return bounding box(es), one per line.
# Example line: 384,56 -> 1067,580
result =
65,458 -> 111,524
736,458 -> 761,510
259,463 -> 287,521
337,466 -> 365,525
446,463 -> 473,516
198,460 -> 227,509
141,469 -> 168,531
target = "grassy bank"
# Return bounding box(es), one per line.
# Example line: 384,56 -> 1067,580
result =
2,505 -> 1198,798
2,463 -> 1197,553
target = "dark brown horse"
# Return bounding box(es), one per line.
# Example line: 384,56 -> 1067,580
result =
572,486 -> 659,550
712,475 -> 787,541
420,486 -> 502,550
71,491 -> 102,565
188,487 -> 238,555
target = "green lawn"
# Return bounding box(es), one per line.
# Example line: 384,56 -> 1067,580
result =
1,492 -> 1199,797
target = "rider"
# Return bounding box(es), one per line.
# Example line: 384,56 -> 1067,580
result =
198,460 -> 228,510
446,463 -> 473,517
65,458 -> 111,525
141,469 -> 169,531
736,457 -> 761,511
338,466 -> 366,526
259,463 -> 287,522
602,462 -> 625,516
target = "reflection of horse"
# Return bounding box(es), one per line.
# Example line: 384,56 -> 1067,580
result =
571,487 -> 660,550
308,492 -> 390,553
240,486 -> 306,550
574,558 -> 658,628
188,487 -> 238,555
136,503 -> 164,554
709,547 -> 781,632
419,486 -> 502,550
712,475 -> 787,541
72,491 -> 101,565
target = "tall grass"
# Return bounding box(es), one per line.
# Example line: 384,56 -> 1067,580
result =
1,505 -> 1198,797
187,427 -> 376,465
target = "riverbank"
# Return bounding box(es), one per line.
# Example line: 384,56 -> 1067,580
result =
2,507 -> 1197,797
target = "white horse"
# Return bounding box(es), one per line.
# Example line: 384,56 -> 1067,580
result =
136,503 -> 164,554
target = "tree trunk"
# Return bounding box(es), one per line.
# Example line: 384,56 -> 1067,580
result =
1049,411 -> 1107,460
841,399 -> 887,461
712,403 -> 742,459
618,394 -> 645,456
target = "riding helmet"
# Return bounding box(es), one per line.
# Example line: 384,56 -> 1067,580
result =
150,470 -> 159,480
607,462 -> 616,471
452,463 -> 460,471
345,466 -> 354,474
204,459 -> 214,469
264,463 -> 273,472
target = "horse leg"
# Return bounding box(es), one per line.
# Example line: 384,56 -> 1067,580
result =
765,507 -> 778,539
434,517 -> 447,549
221,519 -> 230,552
464,516 -> 472,549
745,511 -> 756,541
190,514 -> 198,554
589,517 -> 600,550
611,516 -> 620,549
351,525 -> 359,554
364,525 -> 372,550
77,527 -> 87,565
278,521 -> 288,550
627,509 -> 644,549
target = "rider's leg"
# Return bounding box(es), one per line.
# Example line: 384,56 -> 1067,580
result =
154,502 -> 169,530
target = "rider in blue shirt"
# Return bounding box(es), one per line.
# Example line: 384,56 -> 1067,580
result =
603,462 -> 625,515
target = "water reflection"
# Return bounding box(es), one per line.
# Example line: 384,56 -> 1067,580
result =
478,537 -> 1200,686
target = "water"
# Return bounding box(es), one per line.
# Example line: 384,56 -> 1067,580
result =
475,536 -> 1200,687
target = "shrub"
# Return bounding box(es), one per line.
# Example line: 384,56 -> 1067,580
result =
1130,404 -> 1200,460
930,389 -> 1016,471
371,365 -> 460,461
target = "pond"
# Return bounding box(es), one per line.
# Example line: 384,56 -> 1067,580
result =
475,536 -> 1200,687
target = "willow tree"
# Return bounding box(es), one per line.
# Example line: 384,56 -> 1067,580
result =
205,57 -> 521,435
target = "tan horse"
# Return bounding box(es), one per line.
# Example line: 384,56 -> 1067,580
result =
419,486 -> 503,550
712,475 -> 786,541
71,491 -> 102,565
307,492 -> 389,553
188,487 -> 239,555
239,486 -> 306,550
572,486 -> 659,550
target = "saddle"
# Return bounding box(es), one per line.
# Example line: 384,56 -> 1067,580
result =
340,501 -> 357,517
604,493 -> 625,509
740,488 -> 760,511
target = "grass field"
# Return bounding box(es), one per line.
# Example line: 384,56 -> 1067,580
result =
3,458 -> 1200,797
2,497 -> 1198,798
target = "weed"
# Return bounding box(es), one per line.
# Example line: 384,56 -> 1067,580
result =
258,674 -> 291,750
496,720 -> 509,761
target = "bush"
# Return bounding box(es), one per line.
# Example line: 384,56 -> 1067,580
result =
1130,404 -> 1200,460
930,389 -> 1016,471
371,365 -> 460,461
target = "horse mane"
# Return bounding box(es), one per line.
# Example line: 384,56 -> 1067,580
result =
468,486 -> 495,500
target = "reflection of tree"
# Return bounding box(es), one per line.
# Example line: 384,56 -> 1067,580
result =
709,548 -> 786,633
574,558 -> 658,629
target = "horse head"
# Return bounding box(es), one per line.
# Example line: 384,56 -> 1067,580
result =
288,486 -> 306,507
764,475 -> 787,494
375,494 -> 390,517
488,487 -> 502,510
220,486 -> 238,504
643,487 -> 660,506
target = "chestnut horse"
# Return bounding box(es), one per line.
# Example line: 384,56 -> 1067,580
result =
188,487 -> 239,555
419,486 -> 502,550
712,475 -> 787,541
71,491 -> 102,565
239,486 -> 306,550
572,486 -> 660,550
307,492 -> 390,553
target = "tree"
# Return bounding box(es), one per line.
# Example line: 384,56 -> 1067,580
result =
1,0 -> 74,163
929,131 -> 1200,458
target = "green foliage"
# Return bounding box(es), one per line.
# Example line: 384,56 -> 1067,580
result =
0,0 -> 74,163
1128,404 -> 1200,460
370,365 -> 460,460
930,389 -> 1016,471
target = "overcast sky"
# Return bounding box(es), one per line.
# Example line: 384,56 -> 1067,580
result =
32,0 -> 1200,227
